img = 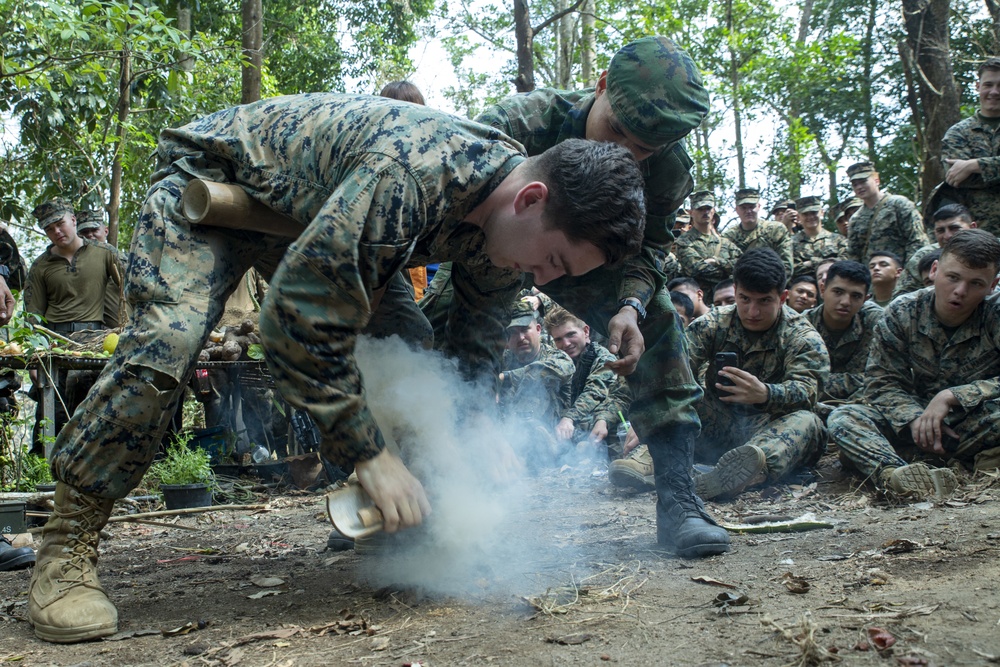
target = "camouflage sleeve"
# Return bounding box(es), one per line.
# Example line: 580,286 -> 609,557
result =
863,308 -> 926,431
620,248 -> 666,307
597,376 -> 633,425
259,160 -> 417,467
502,348 -> 575,396
947,305 -> 1000,408
761,322 -> 828,414
942,121 -> 1000,185
475,104 -> 513,137
562,348 -> 621,425
441,262 -> 524,383
896,199 -> 929,262
895,251 -> 924,296
823,369 -> 864,402
675,240 -> 731,285
776,227 -> 794,277
683,310 -> 715,387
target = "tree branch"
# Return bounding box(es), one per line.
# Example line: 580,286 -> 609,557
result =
532,0 -> 586,36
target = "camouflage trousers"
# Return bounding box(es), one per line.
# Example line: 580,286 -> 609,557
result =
696,399 -> 827,482
364,271 -> 433,349
50,170 -> 404,499
827,401 -> 1000,479
420,263 -> 702,439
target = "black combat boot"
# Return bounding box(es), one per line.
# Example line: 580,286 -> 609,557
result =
648,427 -> 730,558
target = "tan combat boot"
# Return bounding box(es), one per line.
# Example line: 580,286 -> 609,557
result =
28,483 -> 118,643
609,444 -> 655,491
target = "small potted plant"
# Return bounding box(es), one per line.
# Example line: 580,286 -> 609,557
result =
148,432 -> 215,510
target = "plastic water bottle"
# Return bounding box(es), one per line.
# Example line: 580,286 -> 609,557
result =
251,444 -> 270,464
616,421 -> 631,450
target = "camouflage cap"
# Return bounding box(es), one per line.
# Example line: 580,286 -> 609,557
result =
843,196 -> 863,211
674,211 -> 691,224
795,196 -> 823,214
75,209 -> 104,232
606,36 -> 710,147
734,187 -> 761,206
846,161 -> 875,181
506,299 -> 538,330
769,200 -> 792,217
32,197 -> 74,230
689,190 -> 716,209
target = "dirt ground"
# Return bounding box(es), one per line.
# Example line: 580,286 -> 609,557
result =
1,454 -> 999,667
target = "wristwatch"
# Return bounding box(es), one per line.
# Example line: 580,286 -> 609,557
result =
617,297 -> 646,322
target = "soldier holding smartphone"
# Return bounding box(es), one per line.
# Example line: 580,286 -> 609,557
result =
684,248 -> 830,500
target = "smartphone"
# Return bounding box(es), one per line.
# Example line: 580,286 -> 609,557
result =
716,352 -> 739,389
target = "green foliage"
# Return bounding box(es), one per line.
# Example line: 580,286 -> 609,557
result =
147,432 -> 214,487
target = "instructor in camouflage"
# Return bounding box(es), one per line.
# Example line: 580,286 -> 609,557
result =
423,36 -> 732,559
28,93 -> 646,643
723,187 -> 794,276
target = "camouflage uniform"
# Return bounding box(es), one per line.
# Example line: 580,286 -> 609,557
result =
828,289 -> 1000,478
804,301 -> 884,411
562,341 -> 631,435
50,93 -> 529,499
500,344 -> 574,428
940,113 -> 1000,236
846,194 -> 928,266
686,305 -> 829,481
895,243 -> 939,296
791,229 -> 847,278
673,228 -> 741,295
422,82 -> 704,442
723,221 -> 794,277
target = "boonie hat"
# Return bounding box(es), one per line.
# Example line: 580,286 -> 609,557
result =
795,196 -> 823,214
606,36 -> 710,147
734,188 -> 761,206
32,197 -> 74,230
506,300 -> 537,330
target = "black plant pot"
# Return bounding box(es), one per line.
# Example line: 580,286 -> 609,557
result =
161,483 -> 213,510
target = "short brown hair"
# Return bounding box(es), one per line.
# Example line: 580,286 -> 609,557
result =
544,305 -> 586,332
526,139 -> 646,267
941,229 -> 1000,271
379,81 -> 425,105
978,57 -> 1000,77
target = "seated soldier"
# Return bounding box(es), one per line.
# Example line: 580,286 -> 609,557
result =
712,278 -> 736,307
670,290 -> 695,327
787,275 -> 819,313
667,277 -> 710,319
545,307 -> 631,457
686,248 -> 830,500
815,258 -> 837,288
916,249 -> 942,287
499,300 -> 574,465
828,230 -> 1000,500
896,204 -> 977,295
803,261 -> 884,418
868,250 -> 903,308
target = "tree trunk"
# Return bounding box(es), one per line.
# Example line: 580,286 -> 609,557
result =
241,0 -> 263,104
177,5 -> 194,72
726,0 -> 746,187
107,46 -> 130,247
513,0 -> 535,92
862,0 -> 878,161
901,0 -> 961,206
784,0 -> 814,199
556,0 -> 573,88
985,0 -> 1000,52
580,0 -> 595,86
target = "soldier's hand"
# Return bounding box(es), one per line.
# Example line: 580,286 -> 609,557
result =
716,367 -> 769,405
354,449 -> 432,533
605,307 -> 645,375
486,436 -> 524,482
944,158 -> 981,187
0,277 -> 12,325
555,417 -> 575,441
590,419 -> 609,443
622,426 -> 639,455
910,389 -> 958,454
